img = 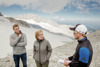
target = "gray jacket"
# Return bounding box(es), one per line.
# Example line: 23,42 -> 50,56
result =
33,39 -> 52,64
10,32 -> 27,55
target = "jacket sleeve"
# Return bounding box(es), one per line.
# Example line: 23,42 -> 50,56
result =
10,35 -> 19,47
17,34 -> 27,47
33,42 -> 36,58
47,41 -> 52,60
69,61 -> 88,67
68,56 -> 73,60
69,47 -> 90,67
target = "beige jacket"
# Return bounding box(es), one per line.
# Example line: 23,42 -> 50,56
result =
33,39 -> 52,64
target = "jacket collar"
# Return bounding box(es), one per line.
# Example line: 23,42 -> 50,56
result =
37,39 -> 45,42
78,37 -> 87,43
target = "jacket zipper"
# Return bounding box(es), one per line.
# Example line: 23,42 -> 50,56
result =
39,41 -> 41,63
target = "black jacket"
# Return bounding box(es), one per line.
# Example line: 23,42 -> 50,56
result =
69,37 -> 93,67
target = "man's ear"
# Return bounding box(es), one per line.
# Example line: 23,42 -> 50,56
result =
79,33 -> 83,36
77,32 -> 79,36
78,32 -> 81,36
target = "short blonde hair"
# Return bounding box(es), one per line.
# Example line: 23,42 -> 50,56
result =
13,24 -> 19,29
82,34 -> 87,37
35,30 -> 43,40
77,31 -> 87,37
82,32 -> 87,37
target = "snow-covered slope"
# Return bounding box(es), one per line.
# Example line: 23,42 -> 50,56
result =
15,14 -> 73,36
0,16 -> 73,58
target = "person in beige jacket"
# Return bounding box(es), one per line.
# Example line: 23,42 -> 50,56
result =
33,30 -> 52,67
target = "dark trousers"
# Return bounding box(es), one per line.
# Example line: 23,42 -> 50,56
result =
13,53 -> 27,67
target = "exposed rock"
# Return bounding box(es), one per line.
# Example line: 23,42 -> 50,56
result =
6,17 -> 30,28
0,12 -> 3,16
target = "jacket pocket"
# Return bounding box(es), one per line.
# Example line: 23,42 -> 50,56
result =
34,52 -> 39,62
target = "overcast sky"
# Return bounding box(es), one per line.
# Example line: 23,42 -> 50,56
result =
0,0 -> 100,22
